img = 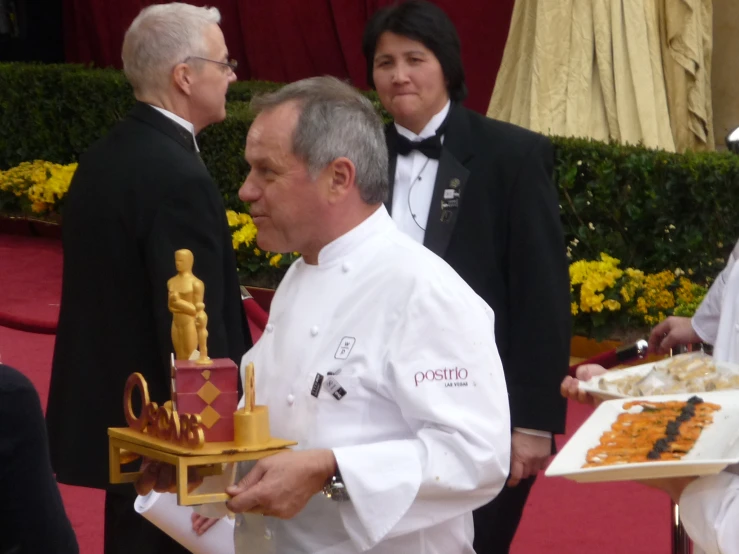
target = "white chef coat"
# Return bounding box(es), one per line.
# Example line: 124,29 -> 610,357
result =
692,239 -> 739,363
679,468 -> 739,554
199,205 -> 510,553
676,239 -> 739,554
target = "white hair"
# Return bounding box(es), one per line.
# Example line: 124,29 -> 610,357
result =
122,3 -> 221,94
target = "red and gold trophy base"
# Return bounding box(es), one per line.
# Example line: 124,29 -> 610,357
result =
108,367 -> 296,506
173,358 -> 239,443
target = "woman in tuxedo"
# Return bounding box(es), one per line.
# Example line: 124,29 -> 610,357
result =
362,2 -> 572,552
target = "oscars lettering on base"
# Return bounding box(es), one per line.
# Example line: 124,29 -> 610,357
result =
123,371 -> 205,449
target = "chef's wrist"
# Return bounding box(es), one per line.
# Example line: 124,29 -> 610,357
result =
322,449 -> 350,501
321,449 -> 338,482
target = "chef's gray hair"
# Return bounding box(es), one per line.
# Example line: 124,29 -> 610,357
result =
250,77 -> 389,205
122,3 -> 221,95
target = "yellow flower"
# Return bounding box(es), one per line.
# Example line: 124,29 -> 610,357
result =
269,254 -> 282,267
226,210 -> 240,227
253,248 -> 262,256
3,161 -> 78,214
571,302 -> 578,316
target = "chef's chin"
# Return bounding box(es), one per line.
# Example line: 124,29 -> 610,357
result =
255,236 -> 283,253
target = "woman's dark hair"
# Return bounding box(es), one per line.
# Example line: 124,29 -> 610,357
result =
362,0 -> 467,102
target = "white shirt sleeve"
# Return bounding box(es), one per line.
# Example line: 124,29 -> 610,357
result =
692,240 -> 739,344
679,471 -> 739,554
331,280 -> 511,551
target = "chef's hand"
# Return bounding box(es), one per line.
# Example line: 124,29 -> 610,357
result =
226,449 -> 336,518
560,364 -> 607,406
134,457 -> 203,496
507,431 -> 551,487
191,513 -> 220,536
648,316 -> 701,355
636,476 -> 699,503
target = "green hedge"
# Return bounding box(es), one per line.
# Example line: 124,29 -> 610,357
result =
555,138 -> 739,281
3,62 -> 739,280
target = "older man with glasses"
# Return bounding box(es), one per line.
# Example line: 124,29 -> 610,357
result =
45,3 -> 251,554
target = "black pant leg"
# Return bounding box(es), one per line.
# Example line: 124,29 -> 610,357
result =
104,488 -> 192,554
472,475 -> 536,554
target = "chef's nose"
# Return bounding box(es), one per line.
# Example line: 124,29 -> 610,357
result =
239,172 -> 261,203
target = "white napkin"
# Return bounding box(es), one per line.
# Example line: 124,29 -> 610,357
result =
134,491 -> 235,554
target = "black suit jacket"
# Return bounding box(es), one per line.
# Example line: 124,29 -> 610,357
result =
386,103 -> 570,433
46,103 -> 251,489
1,365 -> 78,554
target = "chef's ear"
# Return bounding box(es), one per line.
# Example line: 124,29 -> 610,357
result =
326,157 -> 356,203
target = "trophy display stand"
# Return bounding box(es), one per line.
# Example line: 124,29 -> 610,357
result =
108,249 -> 295,506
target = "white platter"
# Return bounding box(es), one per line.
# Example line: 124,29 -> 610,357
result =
546,391 -> 739,483
577,361 -> 656,401
578,358 -> 739,401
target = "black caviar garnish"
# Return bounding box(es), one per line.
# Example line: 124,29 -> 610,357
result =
641,399 -> 705,463
653,438 -> 670,451
666,421 -> 680,435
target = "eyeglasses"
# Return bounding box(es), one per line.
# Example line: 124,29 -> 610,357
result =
184,56 -> 238,74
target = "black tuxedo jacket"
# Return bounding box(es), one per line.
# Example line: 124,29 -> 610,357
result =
386,103 -> 570,433
46,103 -> 251,489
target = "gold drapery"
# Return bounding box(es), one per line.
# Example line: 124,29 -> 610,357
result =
487,0 -> 713,152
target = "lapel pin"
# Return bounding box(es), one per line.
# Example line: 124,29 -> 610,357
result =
441,210 -> 452,223
450,178 -> 460,189
441,198 -> 459,210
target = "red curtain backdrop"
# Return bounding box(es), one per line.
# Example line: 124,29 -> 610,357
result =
63,0 -> 515,114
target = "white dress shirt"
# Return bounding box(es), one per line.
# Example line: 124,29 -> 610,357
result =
391,101 -> 450,244
149,104 -> 199,152
198,206 -> 511,553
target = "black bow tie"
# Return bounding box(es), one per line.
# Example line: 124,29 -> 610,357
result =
393,111 -> 451,160
395,132 -> 443,159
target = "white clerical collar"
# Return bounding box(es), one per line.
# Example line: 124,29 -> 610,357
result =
395,100 -> 451,141
149,104 -> 199,152
314,205 -> 393,266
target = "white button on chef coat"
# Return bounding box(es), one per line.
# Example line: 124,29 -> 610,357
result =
265,323 -> 274,333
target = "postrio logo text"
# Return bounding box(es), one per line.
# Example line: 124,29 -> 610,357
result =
414,367 -> 469,387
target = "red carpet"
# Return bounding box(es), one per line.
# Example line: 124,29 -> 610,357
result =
0,232 -> 671,553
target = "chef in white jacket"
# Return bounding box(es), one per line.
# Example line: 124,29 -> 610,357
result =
140,76 -> 511,553
562,240 -> 739,554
